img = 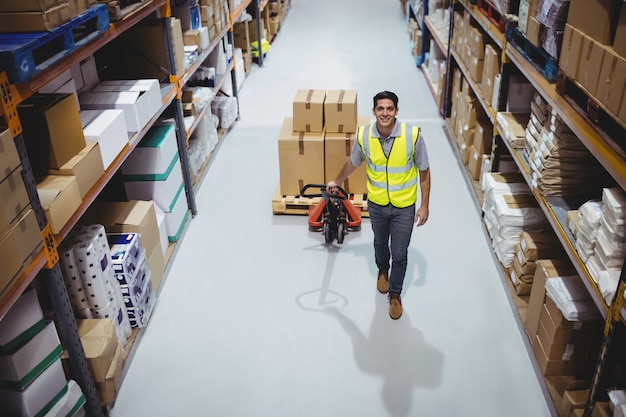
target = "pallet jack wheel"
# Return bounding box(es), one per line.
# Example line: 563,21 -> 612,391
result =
324,222 -> 333,244
337,222 -> 345,244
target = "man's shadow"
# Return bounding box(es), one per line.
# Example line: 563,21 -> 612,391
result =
325,296 -> 444,417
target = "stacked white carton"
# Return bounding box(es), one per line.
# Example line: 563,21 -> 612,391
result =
0,289 -> 86,417
59,225 -> 132,346
575,200 -> 604,263
545,276 -> 601,321
585,188 -> 626,305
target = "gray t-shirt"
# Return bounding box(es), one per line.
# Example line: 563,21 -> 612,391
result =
350,120 -> 430,171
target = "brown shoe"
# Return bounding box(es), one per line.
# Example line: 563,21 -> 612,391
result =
377,270 -> 389,294
389,293 -> 402,320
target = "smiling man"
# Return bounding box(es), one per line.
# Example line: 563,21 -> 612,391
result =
327,91 -> 431,320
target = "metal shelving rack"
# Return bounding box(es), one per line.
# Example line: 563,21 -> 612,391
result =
0,0 -> 252,415
437,0 -> 626,414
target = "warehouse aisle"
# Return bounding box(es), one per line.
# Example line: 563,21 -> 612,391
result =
111,1 -> 556,416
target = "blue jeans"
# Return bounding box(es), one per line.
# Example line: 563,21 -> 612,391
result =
368,202 -> 415,294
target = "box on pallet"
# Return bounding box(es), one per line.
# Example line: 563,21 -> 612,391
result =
278,117 -> 324,196
293,89 -> 325,133
0,3 -> 71,32
567,0 -> 620,45
324,90 -> 357,134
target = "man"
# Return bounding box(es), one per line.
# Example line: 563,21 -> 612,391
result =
327,91 -> 430,320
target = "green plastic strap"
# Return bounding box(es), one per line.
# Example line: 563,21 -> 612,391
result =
0,319 -> 47,355
0,344 -> 63,390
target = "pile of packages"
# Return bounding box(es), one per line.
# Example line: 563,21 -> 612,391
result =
482,172 -> 549,267
545,275 -> 601,321
524,94 -> 609,196
582,188 -> 626,305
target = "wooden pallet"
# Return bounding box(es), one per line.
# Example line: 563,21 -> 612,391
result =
506,25 -> 558,83
272,184 -> 369,217
0,4 -> 109,84
555,69 -> 626,159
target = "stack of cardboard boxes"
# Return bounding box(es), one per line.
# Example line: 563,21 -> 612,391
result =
0,129 -> 42,297
262,0 -> 290,39
559,0 -> 626,125
0,0 -> 98,33
524,259 -> 604,390
278,89 -> 367,197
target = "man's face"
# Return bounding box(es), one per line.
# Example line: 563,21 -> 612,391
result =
373,98 -> 398,130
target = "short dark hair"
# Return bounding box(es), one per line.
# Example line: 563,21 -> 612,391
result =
373,91 -> 398,108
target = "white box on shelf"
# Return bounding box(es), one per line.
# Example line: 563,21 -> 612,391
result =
0,289 -> 43,347
79,89 -> 153,133
91,79 -> 162,121
120,124 -> 178,177
80,109 -> 129,170
0,357 -> 67,417
164,184 -> 189,242
122,154 -> 184,213
0,321 -> 62,388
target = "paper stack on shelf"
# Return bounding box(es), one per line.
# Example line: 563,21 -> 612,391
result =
545,275 -> 602,321
575,200 -> 603,263
585,188 -> 626,304
483,188 -> 549,268
524,95 -> 609,196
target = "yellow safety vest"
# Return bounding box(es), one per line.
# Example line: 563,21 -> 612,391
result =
357,122 -> 419,208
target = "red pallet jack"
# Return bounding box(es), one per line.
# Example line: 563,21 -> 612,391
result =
300,184 -> 362,244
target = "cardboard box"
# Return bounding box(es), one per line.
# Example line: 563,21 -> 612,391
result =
540,300 -> 601,346
123,155 -> 184,215
91,80 -> 162,119
0,129 -> 21,181
472,120 -> 493,154
567,0 -> 619,45
467,56 -> 484,83
613,1 -> 626,58
96,340 -> 123,404
292,89 -> 325,133
75,319 -> 118,382
0,357 -> 67,417
578,36 -> 606,96
0,289 -> 43,346
147,243 -> 166,291
0,321 -> 61,388
79,88 -> 154,134
518,0 -> 540,34
0,227 -> 23,295
324,90 -> 358,134
0,3 -> 70,32
69,0 -> 96,17
18,93 -> 87,173
121,124 -> 178,177
519,231 -> 565,260
596,47 -> 626,116
532,333 -> 577,376
12,209 -> 43,265
559,382 -> 590,417
481,44 -> 500,106
525,259 -> 577,341
278,117 -> 325,196
0,167 -> 30,239
468,144 -> 483,180
526,16 -> 543,47
324,115 -> 370,195
567,210 -> 580,238
36,175 -> 82,234
80,200 -> 161,258
119,18 -> 186,78
0,0 -> 66,12
560,24 -> 585,80
49,141 -> 104,198
80,109 -> 129,171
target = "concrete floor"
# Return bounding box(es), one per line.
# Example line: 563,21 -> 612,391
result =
110,1 -> 556,416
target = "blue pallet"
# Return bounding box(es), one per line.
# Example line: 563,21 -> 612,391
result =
0,4 -> 109,84
505,25 -> 559,83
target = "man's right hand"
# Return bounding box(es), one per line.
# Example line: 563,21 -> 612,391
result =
326,180 -> 339,194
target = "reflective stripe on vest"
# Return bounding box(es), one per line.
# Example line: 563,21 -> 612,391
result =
358,122 -> 419,208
